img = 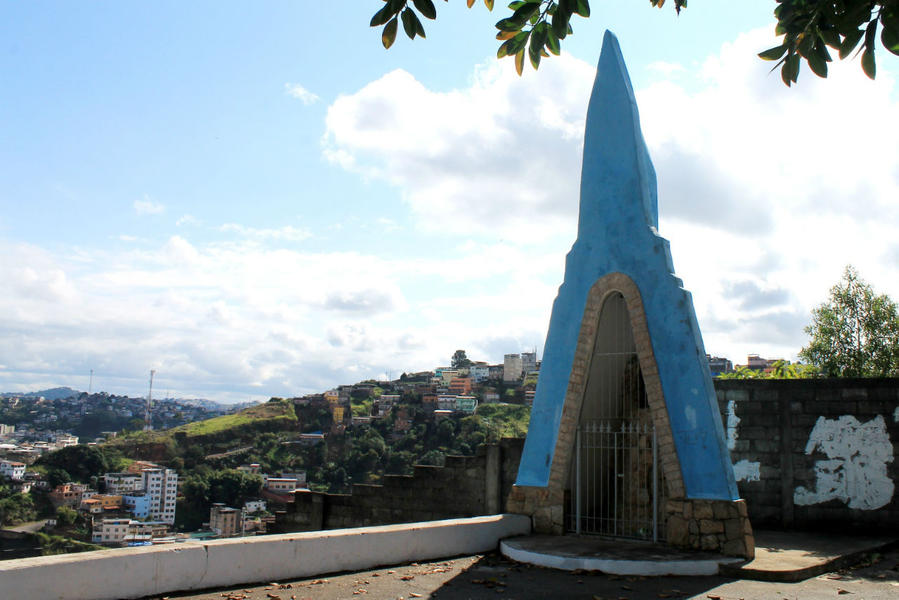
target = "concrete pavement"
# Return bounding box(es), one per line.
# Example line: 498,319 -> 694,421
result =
154,543 -> 899,600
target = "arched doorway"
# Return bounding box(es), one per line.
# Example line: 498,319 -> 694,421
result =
567,291 -> 666,540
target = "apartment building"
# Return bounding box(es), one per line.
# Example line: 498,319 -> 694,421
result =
0,459 -> 25,480
141,468 -> 178,524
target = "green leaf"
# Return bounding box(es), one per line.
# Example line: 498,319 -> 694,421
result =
412,0 -> 437,19
572,0 -> 590,17
484,0 -> 495,10
882,24 -> 899,56
545,27 -> 561,55
401,8 -> 417,39
510,1 -> 540,23
529,36 -> 542,69
758,44 -> 788,61
370,4 -> 396,27
508,1 -> 527,9
781,53 -> 800,86
552,2 -> 571,39
514,48 -> 525,75
382,18 -> 399,49
806,52 -> 827,78
839,29 -> 864,59
864,18 -> 878,52
861,47 -> 876,79
496,17 -> 525,32
820,29 -> 841,49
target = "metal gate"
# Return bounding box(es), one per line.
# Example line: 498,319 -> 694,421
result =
567,292 -> 665,541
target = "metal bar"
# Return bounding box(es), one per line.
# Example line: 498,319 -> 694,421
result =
576,426 -> 581,535
652,424 -> 658,543
613,428 -> 618,537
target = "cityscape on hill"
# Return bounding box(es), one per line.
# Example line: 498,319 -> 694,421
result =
0,348 -> 793,558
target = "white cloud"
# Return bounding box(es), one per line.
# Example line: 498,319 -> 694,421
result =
176,214 -> 200,227
323,56 -> 595,240
133,197 -> 166,215
284,83 -> 320,105
219,223 -> 312,242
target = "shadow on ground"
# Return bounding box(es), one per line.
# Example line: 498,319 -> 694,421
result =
429,553 -> 732,600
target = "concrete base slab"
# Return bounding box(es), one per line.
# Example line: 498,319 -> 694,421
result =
500,535 -> 743,576
720,530 -> 898,582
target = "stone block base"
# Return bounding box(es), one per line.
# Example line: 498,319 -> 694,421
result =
665,498 -> 754,559
506,486 -> 564,535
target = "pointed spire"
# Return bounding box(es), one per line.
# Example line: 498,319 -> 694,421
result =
578,31 -> 658,234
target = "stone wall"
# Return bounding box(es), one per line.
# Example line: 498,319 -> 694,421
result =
276,438 -> 524,532
717,378 -> 899,533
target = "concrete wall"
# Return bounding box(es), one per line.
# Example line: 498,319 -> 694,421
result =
0,514 -> 531,600
717,378 -> 899,532
278,438 -> 523,532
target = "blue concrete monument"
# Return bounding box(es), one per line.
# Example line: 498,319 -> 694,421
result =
507,32 -> 752,557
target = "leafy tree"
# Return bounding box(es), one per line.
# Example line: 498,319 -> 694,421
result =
35,445 -> 115,483
55,506 -> 78,527
369,1 -> 897,82
451,349 -> 472,369
799,266 -> 899,377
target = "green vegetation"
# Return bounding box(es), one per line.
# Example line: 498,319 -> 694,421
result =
172,398 -> 297,437
718,361 -> 819,380
370,1 -> 897,82
30,531 -> 104,556
34,444 -> 131,484
0,486 -> 37,526
800,265 -> 899,377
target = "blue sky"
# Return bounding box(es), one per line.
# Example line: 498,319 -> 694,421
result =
2,2 -> 898,402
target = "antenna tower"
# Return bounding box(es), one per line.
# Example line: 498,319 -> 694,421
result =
144,370 -> 156,431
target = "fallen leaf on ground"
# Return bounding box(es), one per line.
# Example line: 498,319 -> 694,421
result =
400,575 -> 414,581
837,590 -> 852,595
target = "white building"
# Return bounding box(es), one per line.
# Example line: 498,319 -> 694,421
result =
141,468 -> 178,524
243,499 -> 267,514
503,354 -> 523,382
521,351 -> 537,374
104,472 -> 143,495
468,364 -> 490,382
0,460 -> 25,480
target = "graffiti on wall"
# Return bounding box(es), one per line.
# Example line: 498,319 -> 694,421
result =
726,400 -> 761,482
794,415 -> 894,510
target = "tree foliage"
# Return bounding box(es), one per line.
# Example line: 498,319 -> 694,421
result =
758,1 -> 899,85
370,1 -> 896,82
799,266 -> 899,377
451,349 -> 472,369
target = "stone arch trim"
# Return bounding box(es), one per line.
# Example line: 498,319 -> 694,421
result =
547,272 -> 685,499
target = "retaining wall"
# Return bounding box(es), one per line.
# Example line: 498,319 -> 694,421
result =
277,437 -> 523,532
717,378 -> 899,532
0,514 -> 531,600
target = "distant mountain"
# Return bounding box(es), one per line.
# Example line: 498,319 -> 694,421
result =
0,387 -> 81,400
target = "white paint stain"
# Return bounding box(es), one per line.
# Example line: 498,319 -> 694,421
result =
725,400 -> 740,451
684,405 -> 697,429
725,399 -> 761,483
794,415 -> 894,510
733,459 -> 761,482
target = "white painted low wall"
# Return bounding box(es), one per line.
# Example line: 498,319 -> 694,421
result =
0,514 -> 530,600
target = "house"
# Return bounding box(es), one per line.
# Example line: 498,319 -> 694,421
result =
49,483 -> 87,508
455,396 -> 478,413
243,499 -> 266,514
103,472 -> 142,495
447,377 -> 472,396
265,477 -> 298,494
436,395 -> 457,411
122,493 -> 151,519
0,459 -> 25,480
503,354 -> 523,382
468,364 -> 490,382
209,504 -> 241,537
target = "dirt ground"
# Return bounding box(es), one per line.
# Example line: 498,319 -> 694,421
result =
159,544 -> 899,600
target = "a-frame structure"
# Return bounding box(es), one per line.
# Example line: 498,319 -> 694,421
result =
507,32 -> 753,558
